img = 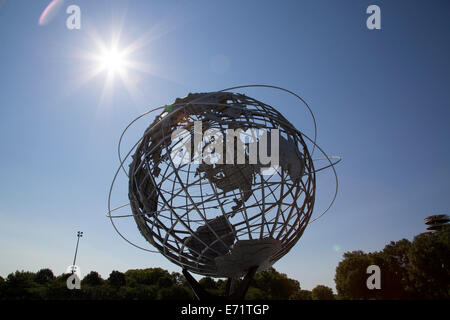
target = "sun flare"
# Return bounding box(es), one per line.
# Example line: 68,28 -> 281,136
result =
99,47 -> 127,75
73,24 -> 166,106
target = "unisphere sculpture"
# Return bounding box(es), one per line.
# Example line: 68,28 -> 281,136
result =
107,85 -> 340,299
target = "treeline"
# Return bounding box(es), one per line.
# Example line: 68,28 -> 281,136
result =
0,267 -> 334,300
335,225 -> 449,299
1,226 -> 448,300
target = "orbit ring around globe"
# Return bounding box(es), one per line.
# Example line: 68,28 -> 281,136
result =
106,84 -> 341,278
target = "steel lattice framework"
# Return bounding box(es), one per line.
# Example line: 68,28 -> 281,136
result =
107,85 -> 340,279
128,91 -> 315,277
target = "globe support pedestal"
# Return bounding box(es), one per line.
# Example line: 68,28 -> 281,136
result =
182,266 -> 258,300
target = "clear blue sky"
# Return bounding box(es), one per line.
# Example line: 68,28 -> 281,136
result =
0,0 -> 449,291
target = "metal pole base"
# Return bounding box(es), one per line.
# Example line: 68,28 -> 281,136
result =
182,266 -> 258,300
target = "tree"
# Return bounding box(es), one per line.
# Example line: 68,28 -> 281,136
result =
335,246 -> 413,300
198,276 -> 224,296
245,287 -> 267,300
406,226 -> 450,299
199,277 -> 217,290
0,276 -> 5,299
370,240 -> 412,299
35,268 -> 55,284
171,272 -> 186,286
335,251 -> 372,299
119,284 -> 159,300
215,279 -> 227,295
251,268 -> 300,299
311,285 -> 334,300
3,271 -> 38,300
158,285 -> 192,300
82,271 -> 104,286
108,270 -> 126,287
0,266 -> 307,300
290,289 -> 312,300
45,273 -> 78,300
157,274 -> 174,288
125,268 -> 172,287
335,226 -> 450,300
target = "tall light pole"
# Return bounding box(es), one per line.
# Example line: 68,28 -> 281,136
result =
72,231 -> 83,273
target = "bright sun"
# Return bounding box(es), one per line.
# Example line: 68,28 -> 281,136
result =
99,48 -> 127,75
74,28 -> 155,105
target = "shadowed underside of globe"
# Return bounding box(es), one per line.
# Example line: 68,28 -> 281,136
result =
128,92 -> 316,277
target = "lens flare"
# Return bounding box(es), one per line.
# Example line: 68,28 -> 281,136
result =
38,0 -> 65,26
99,48 -> 126,74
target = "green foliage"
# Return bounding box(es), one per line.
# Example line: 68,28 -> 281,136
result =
46,274 -> 83,300
311,285 -> 334,300
199,277 -> 217,290
119,284 -> 159,300
157,285 -> 192,300
171,272 -> 189,288
199,276 -> 222,296
251,268 -> 301,300
125,268 -> 171,287
215,279 -> 227,295
335,245 -> 414,300
335,226 -> 450,300
0,276 -> 4,300
108,270 -> 126,287
35,268 -> 55,284
5,225 -> 447,302
6,271 -> 36,285
0,266 -> 307,300
3,271 -> 39,300
245,287 -> 268,300
370,240 -> 412,299
82,271 -> 104,286
157,274 -> 174,288
406,227 -> 450,299
335,251 -> 372,299
290,289 -> 312,300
